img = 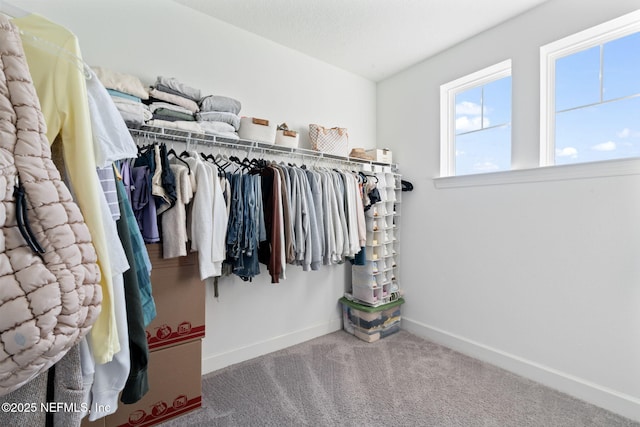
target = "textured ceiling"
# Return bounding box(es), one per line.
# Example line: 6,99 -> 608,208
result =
173,0 -> 550,81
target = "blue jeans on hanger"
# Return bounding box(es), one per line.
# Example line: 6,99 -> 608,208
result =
226,172 -> 244,263
235,174 -> 264,280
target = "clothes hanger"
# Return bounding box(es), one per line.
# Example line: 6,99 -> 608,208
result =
136,132 -> 153,154
214,153 -> 231,172
3,2 -> 94,80
167,147 -> 191,174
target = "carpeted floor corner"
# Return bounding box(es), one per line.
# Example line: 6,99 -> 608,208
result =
158,330 -> 639,427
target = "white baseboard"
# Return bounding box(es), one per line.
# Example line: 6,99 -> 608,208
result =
402,317 -> 640,422
202,317 -> 342,374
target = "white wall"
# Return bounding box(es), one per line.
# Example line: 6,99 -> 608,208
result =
378,0 -> 640,421
12,0 -> 376,372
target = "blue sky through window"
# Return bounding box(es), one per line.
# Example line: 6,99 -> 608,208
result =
452,30 -> 640,175
555,31 -> 640,165
454,76 -> 512,175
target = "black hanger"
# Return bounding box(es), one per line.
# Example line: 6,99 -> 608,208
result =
167,147 -> 191,175
364,173 -> 378,183
137,142 -> 155,154
228,156 -> 245,173
214,153 -> 231,173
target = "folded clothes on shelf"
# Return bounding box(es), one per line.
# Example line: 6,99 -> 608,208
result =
196,111 -> 240,130
93,66 -> 149,100
155,76 -> 201,102
148,87 -> 200,113
199,95 -> 241,115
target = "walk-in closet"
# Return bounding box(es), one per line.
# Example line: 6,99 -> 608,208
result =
0,1 -> 639,426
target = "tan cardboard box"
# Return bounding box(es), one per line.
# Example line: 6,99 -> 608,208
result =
81,415 -> 105,427
145,244 -> 205,351
104,339 -> 202,427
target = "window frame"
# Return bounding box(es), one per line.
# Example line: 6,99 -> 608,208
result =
439,59 -> 512,177
540,9 -> 640,167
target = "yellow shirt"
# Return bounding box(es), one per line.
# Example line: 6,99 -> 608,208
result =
14,13 -> 119,364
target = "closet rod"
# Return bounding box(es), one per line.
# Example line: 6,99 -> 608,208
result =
127,124 -> 396,172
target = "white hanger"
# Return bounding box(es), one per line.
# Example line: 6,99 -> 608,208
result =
1,1 -> 92,80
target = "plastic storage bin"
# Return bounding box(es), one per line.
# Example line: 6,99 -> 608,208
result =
339,297 -> 404,343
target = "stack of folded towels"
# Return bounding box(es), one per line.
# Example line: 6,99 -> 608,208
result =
145,76 -> 204,134
93,68 -> 244,140
93,67 -> 152,126
196,95 -> 242,140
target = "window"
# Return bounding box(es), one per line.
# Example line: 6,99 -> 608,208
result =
440,60 -> 512,177
541,10 -> 640,166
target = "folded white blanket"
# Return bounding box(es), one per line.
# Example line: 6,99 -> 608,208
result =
199,95 -> 241,114
111,95 -> 142,107
198,121 -> 239,140
148,88 -> 199,113
93,66 -> 149,100
195,111 -> 240,130
147,119 -> 204,135
114,101 -> 152,123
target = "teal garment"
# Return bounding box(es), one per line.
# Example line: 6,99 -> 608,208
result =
116,177 -> 150,404
107,88 -> 141,103
116,175 -> 157,326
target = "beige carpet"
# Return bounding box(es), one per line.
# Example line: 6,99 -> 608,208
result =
158,330 -> 639,427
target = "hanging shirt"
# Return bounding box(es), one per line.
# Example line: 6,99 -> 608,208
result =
203,161 -> 229,276
318,169 -> 337,265
331,170 -> 349,261
85,68 -> 138,167
343,172 -> 361,257
185,153 -> 227,280
275,164 -> 295,263
14,13 -> 118,363
271,165 -> 290,277
306,169 -> 325,264
162,163 -> 193,259
298,168 -> 321,270
131,165 -> 160,243
354,175 -> 367,248
258,166 -> 283,283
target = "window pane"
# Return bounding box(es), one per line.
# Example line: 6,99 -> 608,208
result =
555,45 -> 600,111
455,86 -> 482,134
603,31 -> 640,100
482,76 -> 512,127
555,95 -> 640,165
455,125 -> 511,175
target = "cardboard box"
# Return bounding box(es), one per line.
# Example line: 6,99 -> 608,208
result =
105,339 -> 202,427
81,416 -> 105,427
366,148 -> 393,164
145,244 -> 205,351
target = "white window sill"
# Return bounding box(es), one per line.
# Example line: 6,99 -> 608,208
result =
433,157 -> 640,189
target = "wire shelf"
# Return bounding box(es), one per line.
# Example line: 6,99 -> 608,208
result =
127,123 -> 396,172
